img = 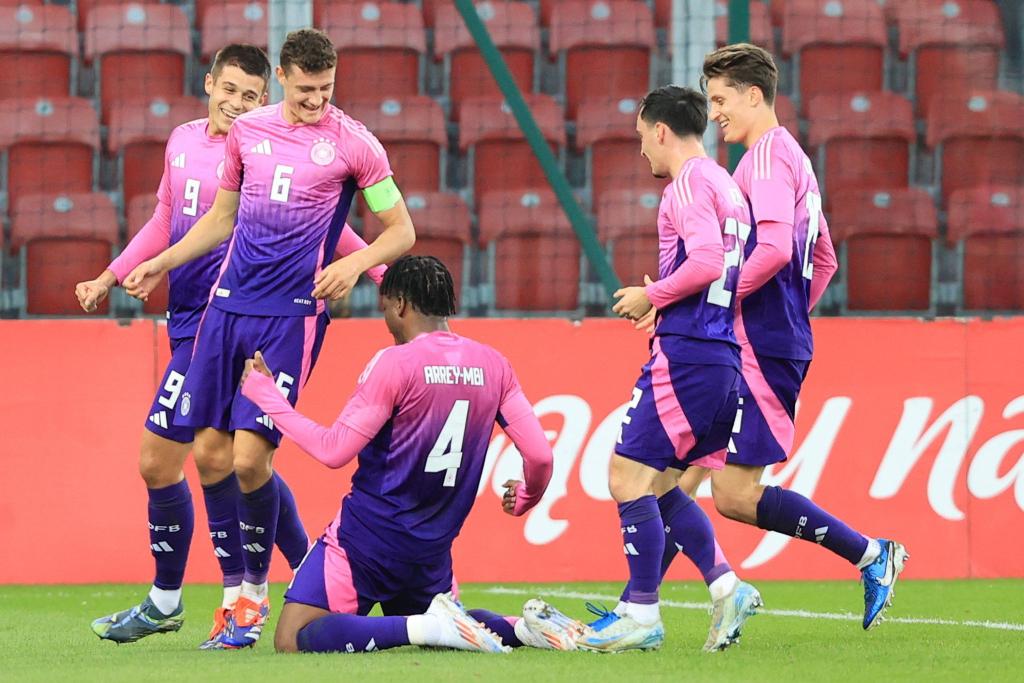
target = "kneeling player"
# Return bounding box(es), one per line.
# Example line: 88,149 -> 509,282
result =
241,256 -> 581,653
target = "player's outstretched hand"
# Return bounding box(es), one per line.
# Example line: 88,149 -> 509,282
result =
123,259 -> 167,302
312,254 -> 362,301
502,479 -> 523,516
74,279 -> 110,313
241,350 -> 273,387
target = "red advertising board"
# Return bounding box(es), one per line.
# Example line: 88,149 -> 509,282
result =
1,317 -> 1022,584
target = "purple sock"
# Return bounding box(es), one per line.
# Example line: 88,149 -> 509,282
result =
467,608 -> 522,648
296,614 -> 410,653
273,472 -> 309,569
660,487 -> 732,586
237,475 -> 280,585
148,479 -> 194,590
618,495 -> 664,605
756,485 -> 869,565
201,472 -> 244,587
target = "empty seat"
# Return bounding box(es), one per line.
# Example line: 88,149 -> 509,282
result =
125,193 -> 169,315
807,91 -> 915,200
10,192 -> 118,315
84,4 -> 192,123
321,2 -> 426,100
576,97 -> 657,208
76,0 -> 157,32
458,94 -> 565,203
363,191 -> 472,301
0,4 -> 76,100
597,187 -> 662,286
896,0 -> 1004,118
926,90 -> 1024,206
107,96 -> 207,207
478,188 -> 579,311
201,2 -> 268,62
828,188 -> 938,311
434,1 -> 538,121
947,186 -> 1024,310
344,97 -> 446,192
550,1 -> 655,119
714,0 -> 773,47
782,0 -> 887,114
0,97 -> 99,210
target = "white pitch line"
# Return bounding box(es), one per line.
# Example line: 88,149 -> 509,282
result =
480,586 -> 1024,633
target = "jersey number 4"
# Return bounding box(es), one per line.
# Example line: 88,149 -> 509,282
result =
424,399 -> 469,487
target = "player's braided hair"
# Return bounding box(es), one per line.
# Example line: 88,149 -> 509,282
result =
380,255 -> 457,318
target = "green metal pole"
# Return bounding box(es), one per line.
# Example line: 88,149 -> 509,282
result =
452,0 -> 621,298
727,0 -> 751,172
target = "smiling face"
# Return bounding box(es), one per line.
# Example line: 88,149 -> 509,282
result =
705,76 -> 759,146
277,64 -> 335,125
636,113 -> 671,179
205,65 -> 267,136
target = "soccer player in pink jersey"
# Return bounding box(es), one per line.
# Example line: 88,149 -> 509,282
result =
77,45 -> 386,649
239,256 -> 567,654
122,29 -> 415,648
675,43 -> 907,629
575,86 -> 760,653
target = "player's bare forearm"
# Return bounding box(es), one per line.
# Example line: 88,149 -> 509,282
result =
360,198 -> 416,271
155,189 -> 238,271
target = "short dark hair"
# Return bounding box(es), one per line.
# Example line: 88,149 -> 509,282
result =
211,44 -> 271,86
702,43 -> 779,105
279,28 -> 337,75
380,255 -> 457,317
638,86 -> 708,139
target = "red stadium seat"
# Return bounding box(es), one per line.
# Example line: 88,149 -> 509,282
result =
478,188 -> 579,311
895,0 -> 1004,118
576,97 -> 660,208
947,186 -> 1024,311
597,188 -> 662,286
76,0 -> 159,32
828,188 -> 938,312
0,97 -> 99,210
926,90 -> 1024,206
343,96 -> 447,192
125,193 -> 169,315
363,191 -> 472,302
715,0 -> 773,47
321,2 -> 426,101
201,2 -> 268,62
458,94 -> 565,203
434,1 -> 538,121
0,4 -> 76,100
807,91 -> 915,202
107,96 -> 208,207
84,4 -> 191,124
782,0 -> 887,114
550,1 -> 655,119
9,192 -> 118,315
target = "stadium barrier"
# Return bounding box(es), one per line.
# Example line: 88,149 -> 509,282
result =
1,315 -> 1022,584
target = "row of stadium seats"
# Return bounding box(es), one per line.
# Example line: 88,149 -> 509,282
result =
2,0 -> 1014,123
4,185 -> 1022,317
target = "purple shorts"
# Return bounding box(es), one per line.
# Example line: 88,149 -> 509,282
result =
616,335 -> 740,472
727,348 -> 810,467
174,306 -> 329,445
284,534 -> 457,616
143,337 -> 196,444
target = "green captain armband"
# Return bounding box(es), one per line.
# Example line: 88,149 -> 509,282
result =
362,176 -> 402,213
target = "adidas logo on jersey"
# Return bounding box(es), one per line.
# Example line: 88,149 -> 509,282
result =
251,139 -> 273,155
170,153 -> 186,168
149,411 -> 169,429
256,414 -> 275,430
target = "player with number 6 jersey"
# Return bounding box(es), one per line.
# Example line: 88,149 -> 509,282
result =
686,43 -> 907,632
122,29 -> 416,649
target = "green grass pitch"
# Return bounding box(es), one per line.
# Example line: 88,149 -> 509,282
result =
2,580 -> 1022,682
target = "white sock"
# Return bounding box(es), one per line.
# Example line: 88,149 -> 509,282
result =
613,600 -> 629,616
148,586 -> 182,616
625,601 -> 660,625
240,580 -> 268,601
856,538 -> 882,570
406,614 -> 442,646
708,571 -> 740,602
222,585 -> 242,609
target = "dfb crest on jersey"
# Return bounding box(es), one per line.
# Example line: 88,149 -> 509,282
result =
310,138 -> 337,166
